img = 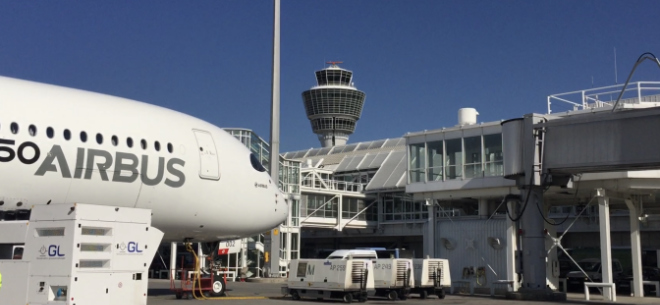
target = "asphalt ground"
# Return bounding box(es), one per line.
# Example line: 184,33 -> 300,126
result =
147,279 -> 660,305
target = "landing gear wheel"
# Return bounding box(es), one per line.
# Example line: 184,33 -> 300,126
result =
420,290 -> 428,299
211,279 -> 226,296
175,292 -> 183,299
343,293 -> 353,303
291,291 -> 301,300
436,289 -> 446,299
387,290 -> 398,300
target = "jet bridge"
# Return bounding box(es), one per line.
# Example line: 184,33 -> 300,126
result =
502,106 -> 660,301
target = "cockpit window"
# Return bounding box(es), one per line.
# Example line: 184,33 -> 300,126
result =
250,153 -> 267,172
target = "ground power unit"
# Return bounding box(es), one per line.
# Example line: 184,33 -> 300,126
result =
411,258 -> 451,299
372,258 -> 414,300
0,203 -> 163,305
283,258 -> 374,303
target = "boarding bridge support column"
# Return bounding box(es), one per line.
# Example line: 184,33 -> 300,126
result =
479,198 -> 489,219
506,200 -> 519,291
170,242 -> 177,280
596,189 -> 614,301
424,199 -> 436,258
625,197 -> 644,297
520,187 -> 547,290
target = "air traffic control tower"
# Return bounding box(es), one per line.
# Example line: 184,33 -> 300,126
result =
302,62 -> 366,147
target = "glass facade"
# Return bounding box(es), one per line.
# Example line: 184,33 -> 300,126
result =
445,139 -> 462,180
427,141 -> 443,182
408,133 -> 504,183
409,143 -> 425,183
483,134 -> 504,176
382,193 -> 428,221
301,194 -> 338,218
341,197 -> 377,221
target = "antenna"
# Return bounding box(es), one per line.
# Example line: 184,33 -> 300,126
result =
326,61 -> 343,67
614,47 -> 618,84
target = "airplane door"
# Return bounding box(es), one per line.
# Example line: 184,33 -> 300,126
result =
193,130 -> 220,180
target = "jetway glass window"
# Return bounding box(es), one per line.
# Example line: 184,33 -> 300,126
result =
291,199 -> 300,226
445,139 -> 462,180
341,198 -> 377,221
382,193 -> 427,221
464,136 -> 482,178
291,233 -> 299,260
409,143 -> 425,183
484,133 -> 503,176
427,141 -> 443,182
301,194 -> 337,218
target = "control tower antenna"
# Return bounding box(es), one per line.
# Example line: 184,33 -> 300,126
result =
326,61 -> 344,67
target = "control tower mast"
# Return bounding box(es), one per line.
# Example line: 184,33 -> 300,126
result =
302,62 -> 367,147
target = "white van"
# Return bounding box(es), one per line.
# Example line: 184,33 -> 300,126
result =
326,249 -> 378,260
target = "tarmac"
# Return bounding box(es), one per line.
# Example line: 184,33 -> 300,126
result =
148,279 -> 660,305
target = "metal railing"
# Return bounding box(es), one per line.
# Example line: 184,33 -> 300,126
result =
301,177 -> 365,193
547,81 -> 660,114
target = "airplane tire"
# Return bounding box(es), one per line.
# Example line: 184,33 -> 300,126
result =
211,279 -> 226,296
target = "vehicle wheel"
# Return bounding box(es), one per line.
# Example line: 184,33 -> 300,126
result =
185,292 -> 192,300
291,291 -> 301,300
420,290 -> 428,299
359,293 -> 368,302
343,293 -> 353,303
387,290 -> 398,300
175,292 -> 183,299
211,279 -> 226,296
436,289 -> 446,299
398,291 -> 408,300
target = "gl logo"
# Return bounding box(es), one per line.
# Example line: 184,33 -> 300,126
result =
128,242 -> 143,253
48,245 -> 65,257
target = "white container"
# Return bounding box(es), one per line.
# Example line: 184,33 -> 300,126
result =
411,258 -> 451,299
285,258 -> 374,303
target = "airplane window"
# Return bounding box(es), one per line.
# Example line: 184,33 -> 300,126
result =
28,125 -> 37,136
155,141 -> 161,151
141,139 -> 147,150
111,135 -> 118,146
127,137 -> 134,148
96,133 -> 103,144
167,143 -> 174,153
10,122 -> 18,134
250,153 -> 267,172
47,127 -> 54,139
64,129 -> 71,140
80,131 -> 87,143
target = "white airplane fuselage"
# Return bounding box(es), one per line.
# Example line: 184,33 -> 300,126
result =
0,76 -> 287,242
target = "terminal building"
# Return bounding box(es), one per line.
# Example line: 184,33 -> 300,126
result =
223,65 -> 660,297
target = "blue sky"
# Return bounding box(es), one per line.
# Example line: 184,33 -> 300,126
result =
1,1 -> 659,152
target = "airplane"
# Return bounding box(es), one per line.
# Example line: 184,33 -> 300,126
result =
0,75 -> 288,242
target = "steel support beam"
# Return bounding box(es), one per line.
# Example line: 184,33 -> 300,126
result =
520,187 -> 547,289
170,241 -> 177,280
506,200 -> 519,291
625,197 -> 644,297
596,188 -> 614,301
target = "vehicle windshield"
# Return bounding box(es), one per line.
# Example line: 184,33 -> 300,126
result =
578,261 -> 600,272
